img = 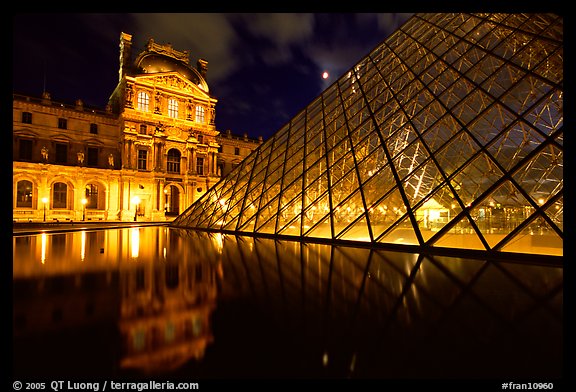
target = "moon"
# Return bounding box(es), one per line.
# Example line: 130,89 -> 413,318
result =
322,71 -> 329,79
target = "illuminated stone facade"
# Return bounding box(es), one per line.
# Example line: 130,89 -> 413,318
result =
13,33 -> 261,222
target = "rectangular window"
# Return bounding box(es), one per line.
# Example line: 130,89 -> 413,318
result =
90,123 -> 98,134
137,150 -> 148,170
168,99 -> 179,118
196,157 -> 204,175
19,139 -> 33,160
137,92 -> 150,112
195,106 -> 205,123
235,147 -> 240,155
139,124 -> 147,135
87,147 -> 98,166
197,134 -> 203,144
55,143 -> 68,164
22,112 -> 32,124
58,118 -> 67,129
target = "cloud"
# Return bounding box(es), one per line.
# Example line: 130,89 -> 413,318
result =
237,13 -> 315,45
130,13 -> 239,83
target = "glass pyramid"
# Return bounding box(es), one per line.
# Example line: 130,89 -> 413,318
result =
172,13 -> 563,257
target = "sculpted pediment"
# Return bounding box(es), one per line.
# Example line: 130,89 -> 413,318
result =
134,73 -> 210,98
164,126 -> 186,140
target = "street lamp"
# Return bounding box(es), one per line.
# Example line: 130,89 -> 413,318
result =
41,197 -> 48,222
132,196 -> 141,222
81,198 -> 87,221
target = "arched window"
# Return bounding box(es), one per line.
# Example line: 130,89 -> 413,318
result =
85,184 -> 99,209
167,149 -> 181,174
168,99 -> 179,118
195,106 -> 205,123
16,180 -> 33,208
137,91 -> 150,112
52,182 -> 68,209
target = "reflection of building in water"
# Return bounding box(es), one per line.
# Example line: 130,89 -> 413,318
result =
13,228 -> 218,375
118,255 -> 217,374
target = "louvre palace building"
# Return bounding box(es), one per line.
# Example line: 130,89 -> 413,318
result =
13,33 -> 261,223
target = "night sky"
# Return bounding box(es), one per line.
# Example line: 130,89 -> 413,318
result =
12,13 -> 413,141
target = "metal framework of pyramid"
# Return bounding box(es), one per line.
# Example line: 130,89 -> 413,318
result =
172,13 -> 563,257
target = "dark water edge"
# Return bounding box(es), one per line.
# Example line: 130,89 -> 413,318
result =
13,227 -> 563,381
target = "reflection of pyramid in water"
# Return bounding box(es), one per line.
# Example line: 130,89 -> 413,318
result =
172,13 -> 563,257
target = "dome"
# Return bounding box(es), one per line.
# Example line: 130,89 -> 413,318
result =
135,53 -> 209,92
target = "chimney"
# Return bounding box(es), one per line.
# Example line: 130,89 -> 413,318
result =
119,32 -> 133,82
197,59 -> 208,79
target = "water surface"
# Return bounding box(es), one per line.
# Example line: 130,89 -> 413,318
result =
13,226 -> 563,379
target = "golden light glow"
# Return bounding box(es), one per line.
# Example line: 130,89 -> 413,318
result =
131,227 -> 140,258
81,198 -> 87,205
41,233 -> 47,264
81,230 -> 86,261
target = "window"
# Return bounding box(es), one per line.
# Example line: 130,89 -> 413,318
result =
22,112 -> 32,124
58,118 -> 67,129
85,184 -> 99,209
235,147 -> 240,155
137,150 -> 148,171
90,123 -> 98,134
167,149 -> 181,174
18,139 -> 32,160
16,180 -> 33,208
55,143 -> 68,164
196,157 -> 204,175
195,106 -> 205,123
52,182 -> 67,209
197,134 -> 203,144
139,124 -> 147,135
87,147 -> 98,167
137,91 -> 150,112
168,99 -> 178,118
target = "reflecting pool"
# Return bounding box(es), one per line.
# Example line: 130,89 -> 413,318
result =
13,226 -> 562,379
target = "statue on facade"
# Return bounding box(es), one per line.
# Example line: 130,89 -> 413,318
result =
108,154 -> 115,168
154,91 -> 162,114
125,84 -> 134,107
41,146 -> 49,161
77,152 -> 85,165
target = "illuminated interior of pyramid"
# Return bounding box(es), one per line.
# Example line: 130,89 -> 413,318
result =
171,13 -> 563,257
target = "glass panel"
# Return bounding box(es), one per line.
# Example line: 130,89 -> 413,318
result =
524,89 -> 563,137
544,196 -> 563,232
368,187 -> 406,240
512,145 -> 562,207
469,180 -> 534,249
433,215 -> 487,250
450,152 -> 503,205
334,190 -> 365,238
467,103 -> 516,147
414,183 -> 462,242
434,131 -> 481,177
500,216 -> 562,256
378,216 -> 419,245
305,214 -> 332,239
339,215 -> 371,242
